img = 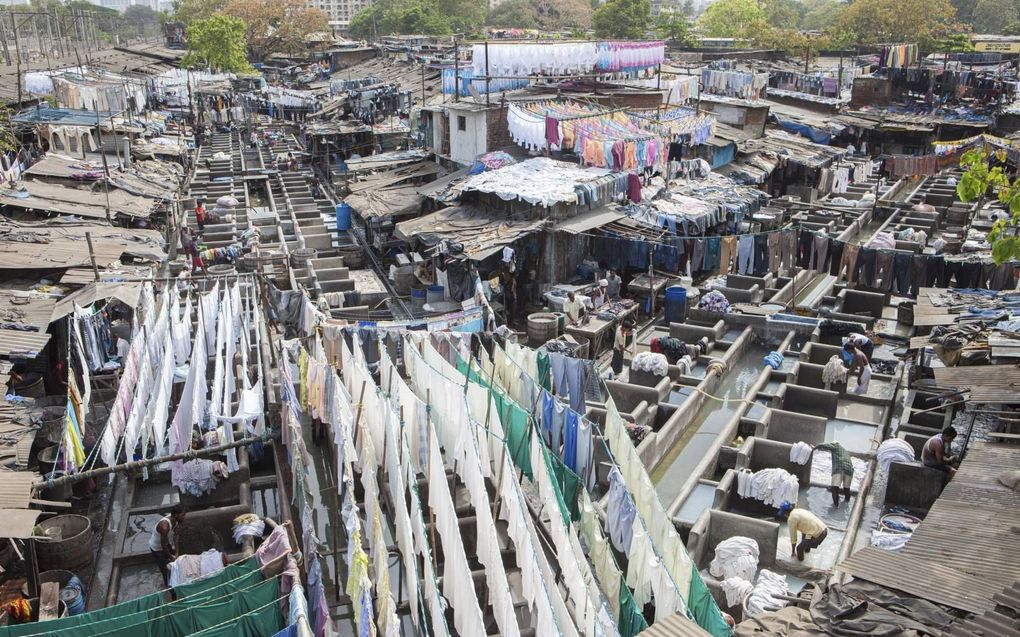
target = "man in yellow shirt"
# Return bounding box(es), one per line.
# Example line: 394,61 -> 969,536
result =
778,501 -> 828,561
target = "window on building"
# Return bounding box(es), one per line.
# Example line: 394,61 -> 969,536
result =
457,116 -> 466,131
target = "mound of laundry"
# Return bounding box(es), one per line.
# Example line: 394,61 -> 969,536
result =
710,536 -> 760,582
168,549 -> 226,587
631,352 -> 669,376
876,438 -> 916,474
736,467 -> 799,508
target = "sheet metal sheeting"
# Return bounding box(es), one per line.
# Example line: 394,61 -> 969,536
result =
0,179 -> 154,219
738,130 -> 846,169
0,472 -> 40,509
837,547 -> 998,614
0,509 -> 43,539
395,205 -> 547,261
344,185 -> 424,219
0,332 -> 52,359
637,612 -> 714,637
943,580 -> 1020,637
51,282 -> 143,320
552,206 -> 625,234
933,366 -> 1020,402
838,443 -> 1020,615
0,220 -> 165,270
900,443 -> 1020,590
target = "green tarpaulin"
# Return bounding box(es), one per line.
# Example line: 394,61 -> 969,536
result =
0,558 -> 263,637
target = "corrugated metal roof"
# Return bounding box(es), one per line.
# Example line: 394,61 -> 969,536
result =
638,613 -> 714,637
838,443 -> 1020,615
838,547 -> 998,614
933,367 -> 1020,402
0,472 -> 40,509
0,331 -> 51,358
942,581 -> 1020,637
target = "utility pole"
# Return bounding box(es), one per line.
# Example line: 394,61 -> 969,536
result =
12,13 -> 22,106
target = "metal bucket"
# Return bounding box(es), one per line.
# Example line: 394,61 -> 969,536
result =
36,515 -> 93,572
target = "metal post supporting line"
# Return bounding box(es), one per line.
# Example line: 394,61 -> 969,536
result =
454,38 -> 460,103
85,232 -> 100,281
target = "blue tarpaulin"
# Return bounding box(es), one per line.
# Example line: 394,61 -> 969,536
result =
774,116 -> 832,144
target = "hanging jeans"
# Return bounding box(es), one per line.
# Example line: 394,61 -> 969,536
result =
856,248 -> 877,287
606,468 -> 637,553
893,252 -> 912,295
720,236 -> 737,275
810,234 -> 829,272
691,239 -> 705,272
781,230 -> 797,274
797,230 -> 813,269
926,255 -> 945,288
753,234 -> 769,276
910,255 -> 929,295
828,240 -> 844,277
839,244 -> 860,285
874,251 -> 896,291
738,235 -> 755,274
703,238 -> 721,272
767,232 -> 782,273
551,355 -> 588,414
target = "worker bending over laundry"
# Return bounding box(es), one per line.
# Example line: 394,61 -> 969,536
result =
650,336 -> 709,365
812,441 -> 854,506
922,426 -> 959,480
778,501 -> 828,561
842,332 -> 874,394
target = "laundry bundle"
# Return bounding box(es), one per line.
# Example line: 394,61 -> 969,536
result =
709,536 -> 760,582
216,195 -> 239,207
822,355 -> 848,386
744,570 -> 790,618
736,467 -> 800,508
168,549 -> 226,587
789,441 -> 812,465
630,351 -> 669,376
721,577 -> 754,607
699,290 -> 731,313
763,351 -> 784,370
876,438 -> 916,474
232,513 -> 266,544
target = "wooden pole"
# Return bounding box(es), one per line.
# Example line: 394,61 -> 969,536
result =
85,232 -> 100,281
33,432 -> 276,489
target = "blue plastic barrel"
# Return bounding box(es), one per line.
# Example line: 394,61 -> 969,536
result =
664,286 -> 688,324
335,202 -> 352,232
426,285 -> 445,304
410,287 -> 427,312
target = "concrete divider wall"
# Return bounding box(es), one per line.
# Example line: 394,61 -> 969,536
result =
762,408 -> 827,445
688,508 -> 780,572
772,383 -> 838,418
794,360 -> 848,394
714,285 -> 762,304
726,274 -> 772,290
836,289 -> 887,319
737,437 -> 811,485
885,462 -> 945,510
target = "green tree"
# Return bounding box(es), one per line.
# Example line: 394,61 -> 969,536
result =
123,5 -> 160,38
972,0 -> 1020,33
762,0 -> 802,29
957,149 -> 1020,263
593,0 -> 651,38
835,0 -> 960,50
950,0 -> 980,27
226,0 -> 329,62
655,9 -> 698,45
682,0 -> 695,15
800,0 -> 839,31
181,15 -> 252,72
350,0 -> 454,38
172,0 -> 228,25
698,0 -> 768,38
487,0 -> 540,28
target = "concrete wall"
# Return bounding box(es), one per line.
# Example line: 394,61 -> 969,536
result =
714,285 -> 761,304
836,289 -> 887,320
773,383 -> 838,418
884,462 -> 945,511
448,109 -> 487,165
794,360 -> 848,394
737,437 -> 811,485
762,408 -> 827,445
688,508 -> 780,571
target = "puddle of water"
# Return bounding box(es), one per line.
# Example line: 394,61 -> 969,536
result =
825,419 -> 879,454
837,400 -> 886,424
675,482 -> 717,525
746,402 -> 768,420
801,486 -> 853,530
687,364 -> 709,379
723,329 -> 743,341
117,564 -> 165,604
668,388 -> 694,404
776,524 -> 846,570
123,514 -> 162,554
652,346 -> 770,502
132,482 -> 179,508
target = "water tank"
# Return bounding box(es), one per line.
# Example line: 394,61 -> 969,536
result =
335,202 -> 352,232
